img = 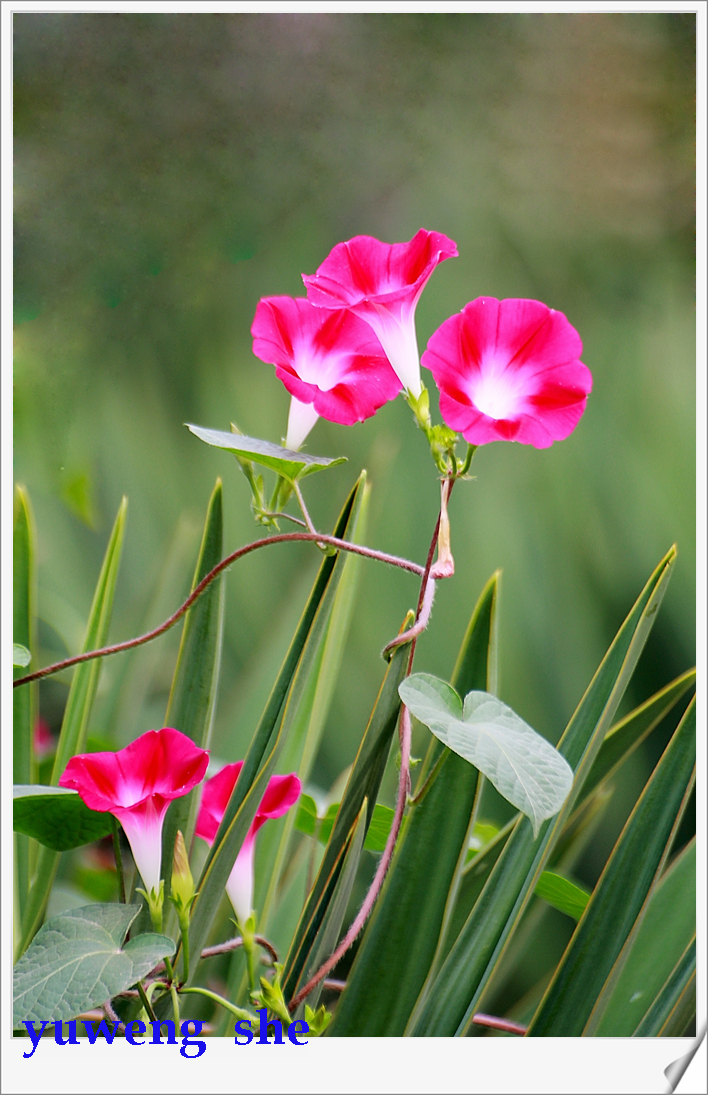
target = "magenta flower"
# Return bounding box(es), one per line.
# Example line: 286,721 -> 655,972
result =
251,296 -> 401,451
303,229 -> 458,398
196,762 -> 301,925
422,297 -> 592,448
59,728 -> 209,895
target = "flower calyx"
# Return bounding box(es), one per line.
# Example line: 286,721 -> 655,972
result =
304,1003 -> 332,1036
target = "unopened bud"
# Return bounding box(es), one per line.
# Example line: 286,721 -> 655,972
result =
170,830 -> 196,916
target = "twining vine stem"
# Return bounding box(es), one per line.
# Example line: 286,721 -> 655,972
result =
13,532 -> 425,689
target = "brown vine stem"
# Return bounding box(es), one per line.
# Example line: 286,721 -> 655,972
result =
13,532 -> 425,689
471,1013 -> 528,1036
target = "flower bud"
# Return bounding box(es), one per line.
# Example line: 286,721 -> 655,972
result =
170,830 -> 196,918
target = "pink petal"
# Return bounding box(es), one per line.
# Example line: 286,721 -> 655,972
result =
423,298 -> 591,449
59,729 -> 209,895
59,728 -> 209,813
252,296 -> 401,425
194,761 -> 243,846
195,764 -> 301,846
302,230 -> 458,309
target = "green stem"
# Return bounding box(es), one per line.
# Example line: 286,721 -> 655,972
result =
169,982 -> 181,1026
179,917 -> 191,983
137,982 -> 157,1023
179,986 -> 256,1025
110,817 -> 126,904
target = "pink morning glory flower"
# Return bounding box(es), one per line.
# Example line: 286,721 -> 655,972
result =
195,762 -> 301,926
59,728 -> 209,895
422,297 -> 592,448
251,296 -> 401,451
302,229 -> 458,398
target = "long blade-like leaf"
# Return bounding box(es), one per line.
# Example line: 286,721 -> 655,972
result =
17,498 -> 128,956
281,634 -> 412,1002
254,480 -> 369,945
527,696 -> 695,1036
186,476 -> 364,975
297,800 -> 368,1015
593,838 -> 696,1036
14,487 -> 37,925
160,479 -> 225,897
331,572 -> 499,1036
411,546 -> 676,1036
633,937 -> 696,1037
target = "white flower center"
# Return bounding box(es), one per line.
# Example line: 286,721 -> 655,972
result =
470,363 -> 524,420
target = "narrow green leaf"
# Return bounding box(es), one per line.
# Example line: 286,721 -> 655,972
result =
160,480 -> 225,896
13,904 -> 173,1026
296,800 -> 368,1014
252,477 -> 369,938
593,838 -> 696,1036
331,572 -> 499,1037
281,636 -> 412,1003
527,696 -> 695,1037
13,786 -> 114,851
579,668 -> 695,803
533,871 -> 590,921
633,937 -> 696,1037
14,487 -> 38,924
186,476 -> 364,975
399,678 -> 573,837
18,499 -> 128,956
187,424 -> 346,483
411,547 -> 676,1037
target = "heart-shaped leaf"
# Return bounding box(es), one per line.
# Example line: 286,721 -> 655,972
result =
187,424 -> 346,483
399,674 -> 573,836
13,903 -> 174,1025
13,786 -> 114,851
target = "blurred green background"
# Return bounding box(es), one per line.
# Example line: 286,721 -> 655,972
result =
14,12 -> 695,978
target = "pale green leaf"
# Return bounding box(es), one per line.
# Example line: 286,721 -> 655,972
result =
399,676 -> 573,837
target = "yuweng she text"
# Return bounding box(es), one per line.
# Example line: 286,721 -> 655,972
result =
22,1011 -> 309,1058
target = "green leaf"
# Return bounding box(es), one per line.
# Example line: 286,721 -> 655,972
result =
13,904 -> 174,1026
399,678 -> 573,837
331,572 -> 498,1037
526,695 -> 695,1037
13,786 -> 113,851
160,480 -> 225,912
251,476 -> 369,953
18,499 -> 128,957
533,871 -> 590,921
295,800 -> 368,1014
187,424 -> 346,483
410,547 -> 676,1037
593,837 -> 696,1036
186,475 -> 365,976
294,797 -> 394,853
14,486 -> 38,922
633,936 -> 696,1037
579,667 -> 695,804
281,635 -> 412,1003
294,794 -> 319,838
13,644 -> 31,668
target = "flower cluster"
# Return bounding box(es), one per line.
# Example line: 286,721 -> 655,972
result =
251,230 -> 592,452
60,728 -> 300,931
